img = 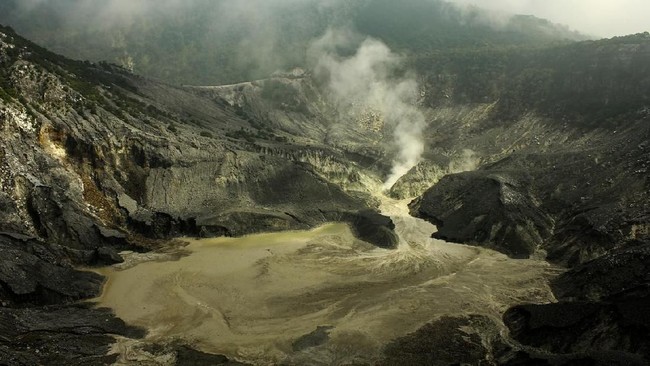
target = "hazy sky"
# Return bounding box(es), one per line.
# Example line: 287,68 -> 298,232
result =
452,0 -> 649,37
11,0 -> 649,39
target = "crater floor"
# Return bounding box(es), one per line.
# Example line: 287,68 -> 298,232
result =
94,196 -> 559,365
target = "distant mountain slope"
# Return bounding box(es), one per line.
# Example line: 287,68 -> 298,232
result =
413,32 -> 650,124
355,0 -> 587,51
0,0 -> 587,85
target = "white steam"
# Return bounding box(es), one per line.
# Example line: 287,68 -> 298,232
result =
448,149 -> 480,173
310,29 -> 426,191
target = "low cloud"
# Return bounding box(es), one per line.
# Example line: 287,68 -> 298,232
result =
450,0 -> 650,37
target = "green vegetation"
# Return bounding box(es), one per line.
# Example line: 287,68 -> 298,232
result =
260,80 -> 309,113
261,80 -> 299,103
2,1 -> 646,130
225,127 -> 255,143
0,85 -> 17,104
0,24 -> 148,119
226,126 -> 289,144
0,0 -> 588,85
355,0 -> 584,52
233,105 -> 274,131
409,32 -> 650,126
0,59 -> 18,103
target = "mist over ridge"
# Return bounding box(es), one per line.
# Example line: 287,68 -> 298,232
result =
0,0 -> 592,85
450,0 -> 650,38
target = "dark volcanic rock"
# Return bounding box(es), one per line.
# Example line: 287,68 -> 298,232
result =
95,246 -> 125,265
26,186 -> 132,256
323,210 -> 399,249
380,312 -> 650,366
543,204 -> 642,267
381,315 -> 505,365
347,210 -> 398,249
292,326 -> 334,352
0,232 -> 139,364
411,130 -> 649,264
0,304 -> 145,366
410,171 -> 553,258
196,210 -> 300,237
499,350 -> 648,366
0,233 -> 104,306
502,242 -> 650,363
503,286 -> 650,360
175,346 -> 246,366
500,243 -> 650,364
552,241 -> 650,301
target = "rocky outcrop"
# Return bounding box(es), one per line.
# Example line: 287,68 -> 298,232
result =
0,232 -> 108,307
291,326 -> 335,352
384,274 -> 650,365
409,122 -> 650,362
175,346 -> 247,366
388,160 -> 447,199
411,123 -> 650,263
503,286 -> 650,362
0,305 -> 145,366
404,35 -> 650,365
0,24 -> 392,251
552,241 -> 650,301
333,210 -> 399,249
498,241 -> 650,363
381,315 -> 506,365
410,171 -> 553,258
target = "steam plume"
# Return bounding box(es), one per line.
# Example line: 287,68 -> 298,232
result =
310,29 -> 426,191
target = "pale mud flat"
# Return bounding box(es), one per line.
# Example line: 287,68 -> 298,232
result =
95,197 -> 559,365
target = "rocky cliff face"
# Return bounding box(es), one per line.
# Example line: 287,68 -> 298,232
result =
410,125 -> 649,263
407,34 -> 650,363
408,33 -> 650,263
0,25 -> 397,364
0,25 -> 395,245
